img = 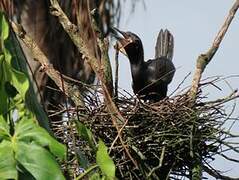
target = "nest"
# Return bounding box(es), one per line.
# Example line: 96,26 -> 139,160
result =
52,77 -> 239,179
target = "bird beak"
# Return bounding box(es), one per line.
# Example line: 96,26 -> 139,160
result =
111,27 -> 133,57
111,27 -> 127,39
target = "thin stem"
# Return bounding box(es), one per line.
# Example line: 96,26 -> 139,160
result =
76,164 -> 98,180
190,0 -> 239,101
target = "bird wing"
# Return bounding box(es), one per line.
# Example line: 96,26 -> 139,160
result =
146,58 -> 175,84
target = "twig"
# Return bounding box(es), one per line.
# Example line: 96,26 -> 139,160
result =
109,116 -> 128,153
203,165 -> 239,180
188,2 -> 239,177
114,44 -> 119,99
204,89 -> 238,105
91,8 -> 114,97
49,0 -> 138,168
219,153 -> 239,163
10,22 -> 84,107
76,164 -> 99,180
168,72 -> 191,96
189,0 -> 239,101
147,146 -> 166,178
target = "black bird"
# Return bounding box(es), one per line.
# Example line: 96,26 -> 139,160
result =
112,28 -> 175,101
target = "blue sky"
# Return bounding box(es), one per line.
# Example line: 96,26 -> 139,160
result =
110,0 -> 239,178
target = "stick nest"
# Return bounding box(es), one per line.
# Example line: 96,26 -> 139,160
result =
52,79 -> 239,179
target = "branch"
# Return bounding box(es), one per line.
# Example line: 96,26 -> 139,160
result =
49,0 -> 138,168
114,44 -> 119,100
189,0 -> 239,101
10,22 -> 84,107
204,89 -> 239,106
91,9 -> 114,97
203,165 -> 239,180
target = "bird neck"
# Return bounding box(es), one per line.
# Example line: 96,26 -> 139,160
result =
126,46 -> 144,66
128,54 -> 144,66
124,42 -> 145,81
129,58 -> 145,85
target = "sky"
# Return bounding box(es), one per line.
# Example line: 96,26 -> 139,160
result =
109,0 -> 239,178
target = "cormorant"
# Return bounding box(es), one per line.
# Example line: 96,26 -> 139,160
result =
112,28 -> 175,101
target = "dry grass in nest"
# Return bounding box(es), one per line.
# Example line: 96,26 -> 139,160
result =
52,78 -> 239,179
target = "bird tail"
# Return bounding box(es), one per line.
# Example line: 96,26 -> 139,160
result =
155,29 -> 174,61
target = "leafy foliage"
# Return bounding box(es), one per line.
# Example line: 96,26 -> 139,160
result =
76,121 -> 96,152
96,140 -> 116,179
75,121 -> 116,179
0,116 -> 66,180
0,12 -> 66,180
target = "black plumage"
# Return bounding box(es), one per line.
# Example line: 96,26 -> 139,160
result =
112,28 -> 175,101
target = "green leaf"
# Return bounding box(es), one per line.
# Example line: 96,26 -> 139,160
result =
3,48 -> 12,64
76,149 -> 89,169
11,67 -> 29,99
0,140 -> 17,180
4,48 -> 29,99
4,81 -> 18,98
15,142 -> 65,180
89,173 -> 101,180
75,121 -> 96,151
0,12 -> 9,41
6,20 -> 50,131
0,85 -> 8,114
0,56 -> 8,114
1,48 -> 29,100
96,140 -> 115,179
0,115 -> 10,140
15,118 -> 66,160
0,116 -> 66,179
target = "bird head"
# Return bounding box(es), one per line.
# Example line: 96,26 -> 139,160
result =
111,27 -> 144,64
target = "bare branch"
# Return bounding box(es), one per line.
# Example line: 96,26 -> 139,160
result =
49,0 -> 138,168
189,0 -> 239,101
203,165 -> 239,180
114,45 -> 119,100
10,22 -> 84,107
